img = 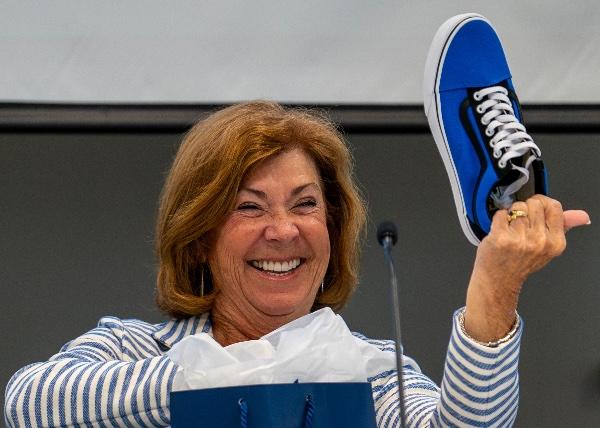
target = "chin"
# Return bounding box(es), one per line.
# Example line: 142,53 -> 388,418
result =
254,296 -> 312,318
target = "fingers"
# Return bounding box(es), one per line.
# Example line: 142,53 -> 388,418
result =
490,195 -> 589,239
530,195 -> 591,232
479,195 -> 588,293
563,210 -> 591,232
507,201 -> 529,232
530,195 -> 566,257
534,196 -> 564,234
490,208 -> 509,234
525,197 -> 545,233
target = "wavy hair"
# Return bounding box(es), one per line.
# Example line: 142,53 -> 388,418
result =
155,101 -> 366,318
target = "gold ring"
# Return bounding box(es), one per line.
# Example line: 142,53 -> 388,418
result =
507,209 -> 528,224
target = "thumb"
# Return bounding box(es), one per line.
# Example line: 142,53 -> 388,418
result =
564,210 -> 591,232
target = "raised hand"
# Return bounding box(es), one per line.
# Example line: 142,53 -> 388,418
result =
463,195 -> 590,342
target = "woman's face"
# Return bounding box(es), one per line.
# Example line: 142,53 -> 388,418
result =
208,148 -> 330,319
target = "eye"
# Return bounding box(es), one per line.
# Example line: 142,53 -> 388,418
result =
294,198 -> 318,210
236,202 -> 262,211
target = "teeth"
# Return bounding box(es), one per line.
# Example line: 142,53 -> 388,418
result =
251,258 -> 301,273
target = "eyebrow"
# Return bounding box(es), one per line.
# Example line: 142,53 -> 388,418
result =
240,182 -> 321,199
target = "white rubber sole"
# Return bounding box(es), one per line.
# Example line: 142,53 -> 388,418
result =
423,13 -> 492,246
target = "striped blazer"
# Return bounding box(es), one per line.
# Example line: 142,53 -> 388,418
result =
5,309 -> 521,427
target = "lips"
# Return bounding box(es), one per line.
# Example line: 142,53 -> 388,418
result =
249,258 -> 303,274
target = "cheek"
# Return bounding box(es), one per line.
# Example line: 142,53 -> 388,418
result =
208,220 -> 255,282
208,245 -> 236,287
213,216 -> 260,254
307,218 -> 331,258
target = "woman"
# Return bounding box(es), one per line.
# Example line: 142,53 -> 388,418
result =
4,101 -> 589,427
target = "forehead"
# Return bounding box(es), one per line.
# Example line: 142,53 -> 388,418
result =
242,148 -> 321,187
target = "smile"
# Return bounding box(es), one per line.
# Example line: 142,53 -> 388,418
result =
249,258 -> 303,275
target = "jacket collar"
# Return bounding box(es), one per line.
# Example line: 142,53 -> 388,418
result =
152,312 -> 212,350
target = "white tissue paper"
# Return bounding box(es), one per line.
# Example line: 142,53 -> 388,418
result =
167,307 -> 397,392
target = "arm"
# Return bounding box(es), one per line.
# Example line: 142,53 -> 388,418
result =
370,310 -> 521,428
372,196 -> 588,427
464,196 -> 588,342
4,317 -> 177,428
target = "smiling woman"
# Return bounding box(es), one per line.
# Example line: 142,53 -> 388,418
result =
154,102 -> 365,323
5,101 -> 587,428
209,150 -> 332,345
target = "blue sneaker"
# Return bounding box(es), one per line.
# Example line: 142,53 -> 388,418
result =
423,13 -> 547,245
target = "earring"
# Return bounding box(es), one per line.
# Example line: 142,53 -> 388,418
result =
320,281 -> 324,293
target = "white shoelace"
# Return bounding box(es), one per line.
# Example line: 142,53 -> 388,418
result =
473,86 -> 541,208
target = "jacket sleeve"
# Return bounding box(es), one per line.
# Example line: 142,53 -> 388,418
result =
370,309 -> 521,427
4,317 -> 177,428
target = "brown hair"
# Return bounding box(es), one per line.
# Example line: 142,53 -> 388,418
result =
155,101 -> 366,318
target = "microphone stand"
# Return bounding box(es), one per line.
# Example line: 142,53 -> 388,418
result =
378,222 -> 407,428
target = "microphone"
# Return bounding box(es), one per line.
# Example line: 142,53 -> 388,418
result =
377,221 -> 398,247
377,220 -> 406,428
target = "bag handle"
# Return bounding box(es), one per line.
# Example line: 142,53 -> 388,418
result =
304,394 -> 315,428
238,394 -> 316,428
238,398 -> 248,428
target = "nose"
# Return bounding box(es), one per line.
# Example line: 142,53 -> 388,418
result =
264,213 -> 300,243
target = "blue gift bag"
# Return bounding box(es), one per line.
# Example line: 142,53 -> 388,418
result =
170,382 -> 377,428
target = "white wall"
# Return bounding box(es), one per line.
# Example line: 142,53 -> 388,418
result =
2,0 -> 599,103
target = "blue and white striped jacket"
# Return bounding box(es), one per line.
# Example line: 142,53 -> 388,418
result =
4,310 -> 521,427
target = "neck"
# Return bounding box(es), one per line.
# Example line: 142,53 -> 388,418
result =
210,298 -> 305,347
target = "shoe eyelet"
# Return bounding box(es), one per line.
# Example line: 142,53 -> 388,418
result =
473,92 -> 482,101
493,151 -> 501,159
498,160 -> 507,168
476,105 -> 484,114
485,128 -> 494,137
